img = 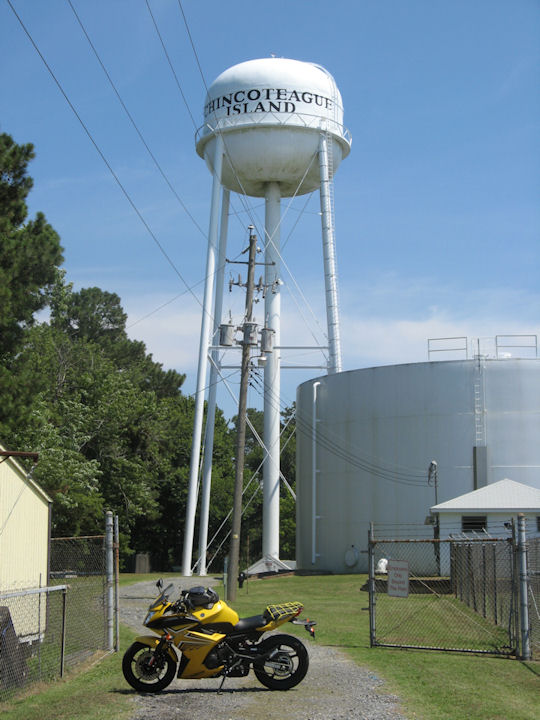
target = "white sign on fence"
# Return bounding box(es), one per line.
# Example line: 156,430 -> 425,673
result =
387,559 -> 409,598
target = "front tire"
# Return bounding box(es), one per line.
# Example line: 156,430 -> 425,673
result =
254,634 -> 308,690
122,641 -> 176,693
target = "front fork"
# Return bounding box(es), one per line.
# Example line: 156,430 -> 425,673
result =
148,633 -> 173,669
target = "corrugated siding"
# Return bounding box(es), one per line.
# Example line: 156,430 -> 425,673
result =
0,459 -> 49,592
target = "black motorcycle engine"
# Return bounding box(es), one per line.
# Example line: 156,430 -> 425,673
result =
204,642 -> 250,677
204,642 -> 233,669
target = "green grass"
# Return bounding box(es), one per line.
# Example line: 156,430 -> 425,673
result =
374,592 -> 510,652
0,625 -> 137,720
230,574 -> 539,720
1,574 -> 537,720
117,572 -> 179,586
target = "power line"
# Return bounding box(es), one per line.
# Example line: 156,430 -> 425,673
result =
144,0 -> 198,131
144,8 -> 408,490
145,0 -> 264,259
67,0 -> 206,239
173,1 -> 273,236
69,0 -> 256,331
209,350 -> 428,488
6,0 -> 212,315
174,0 -> 331,360
177,0 -> 208,92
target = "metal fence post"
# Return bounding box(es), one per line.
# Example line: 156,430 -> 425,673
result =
60,587 -> 67,677
510,518 -> 520,655
482,544 -> 487,618
114,514 -> 120,652
517,513 -> 531,660
105,511 -> 114,652
492,543 -> 498,625
368,522 -> 376,647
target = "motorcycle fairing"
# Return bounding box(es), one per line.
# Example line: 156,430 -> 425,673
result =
175,630 -> 228,678
146,616 -> 199,631
191,599 -> 239,626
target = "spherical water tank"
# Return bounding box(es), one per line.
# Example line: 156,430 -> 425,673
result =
196,58 -> 351,197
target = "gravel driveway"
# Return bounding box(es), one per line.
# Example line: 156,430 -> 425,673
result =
120,579 -> 408,720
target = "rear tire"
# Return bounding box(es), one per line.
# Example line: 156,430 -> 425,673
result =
254,634 -> 308,690
122,641 -> 176,693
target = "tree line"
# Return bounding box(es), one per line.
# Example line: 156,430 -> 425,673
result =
0,132 -> 295,571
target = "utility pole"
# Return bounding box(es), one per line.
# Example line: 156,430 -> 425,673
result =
227,228 -> 257,602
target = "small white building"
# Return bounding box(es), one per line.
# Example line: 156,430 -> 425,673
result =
430,478 -> 540,538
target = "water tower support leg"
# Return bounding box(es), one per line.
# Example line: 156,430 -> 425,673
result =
182,134 -> 224,576
197,188 -> 230,576
263,181 -> 281,560
318,133 -> 342,374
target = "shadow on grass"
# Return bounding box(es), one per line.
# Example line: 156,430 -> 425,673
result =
521,662 -> 540,677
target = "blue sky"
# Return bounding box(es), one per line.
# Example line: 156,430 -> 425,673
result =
2,0 -> 539,418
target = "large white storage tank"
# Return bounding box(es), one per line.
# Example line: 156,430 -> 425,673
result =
296,356 -> 540,573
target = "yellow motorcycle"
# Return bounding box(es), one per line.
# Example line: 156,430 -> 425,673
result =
122,581 -> 315,693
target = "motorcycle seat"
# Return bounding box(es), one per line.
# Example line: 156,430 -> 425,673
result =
234,614 -> 267,632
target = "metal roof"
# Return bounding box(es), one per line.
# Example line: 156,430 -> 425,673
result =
431,478 -> 540,513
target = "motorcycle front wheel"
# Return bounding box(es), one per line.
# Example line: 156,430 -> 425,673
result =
253,634 -> 308,690
122,641 -> 176,693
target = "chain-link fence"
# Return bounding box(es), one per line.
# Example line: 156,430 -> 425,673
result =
0,514 -> 118,700
50,536 -> 109,666
451,538 -> 516,641
528,536 -> 540,659
368,518 -> 538,659
0,585 -> 68,693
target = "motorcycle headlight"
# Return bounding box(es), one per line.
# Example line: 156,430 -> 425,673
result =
144,611 -> 154,625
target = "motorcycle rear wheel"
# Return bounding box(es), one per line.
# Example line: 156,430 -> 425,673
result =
254,634 -> 308,690
122,641 -> 176,693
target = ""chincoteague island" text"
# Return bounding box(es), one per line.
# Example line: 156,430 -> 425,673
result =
204,87 -> 333,118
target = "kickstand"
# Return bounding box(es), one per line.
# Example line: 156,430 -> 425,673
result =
217,674 -> 227,694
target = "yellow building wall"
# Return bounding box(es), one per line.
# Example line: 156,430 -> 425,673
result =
0,453 -> 51,636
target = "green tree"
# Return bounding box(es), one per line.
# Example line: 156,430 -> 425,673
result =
225,404 -> 297,568
0,134 -> 63,357
0,133 -> 63,436
0,133 -> 245,568
12,277 -> 205,564
17,395 -> 104,536
49,276 -> 186,398
279,404 -> 296,559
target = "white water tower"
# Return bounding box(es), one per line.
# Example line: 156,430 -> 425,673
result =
182,57 -> 351,575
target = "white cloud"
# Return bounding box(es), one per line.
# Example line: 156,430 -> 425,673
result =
120,275 -> 540,417
124,294 -> 202,374
341,282 -> 540,369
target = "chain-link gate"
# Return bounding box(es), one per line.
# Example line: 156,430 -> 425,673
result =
528,536 -> 540,659
368,533 -> 519,656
